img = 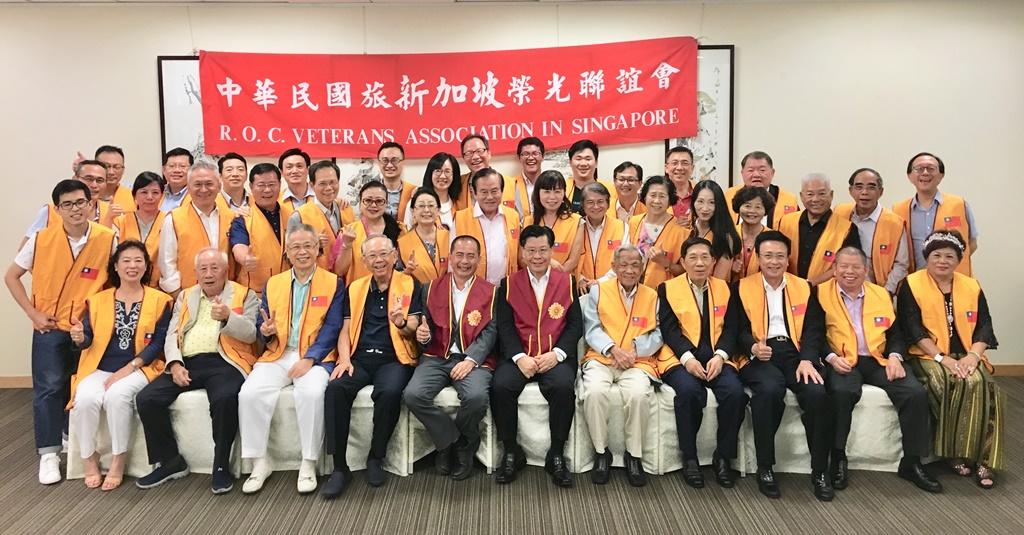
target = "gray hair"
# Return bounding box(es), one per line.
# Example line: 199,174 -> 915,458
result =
835,245 -> 868,267
360,233 -> 395,255
286,223 -> 317,244
612,244 -> 643,264
801,172 -> 831,190
189,156 -> 219,179
581,181 -> 611,202
194,247 -> 229,269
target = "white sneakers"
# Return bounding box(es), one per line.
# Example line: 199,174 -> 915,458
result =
242,457 -> 271,494
297,459 -> 318,494
38,453 -> 61,485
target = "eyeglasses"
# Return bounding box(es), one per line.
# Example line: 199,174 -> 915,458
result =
519,151 -> 542,159
58,199 -> 90,210
463,148 -> 487,158
851,184 -> 880,192
614,176 -> 639,184
414,203 -> 437,210
364,251 -> 394,262
432,169 -> 454,177
583,199 -> 609,207
911,166 -> 939,174
287,243 -> 318,252
378,157 -> 403,167
666,159 -> 692,167
362,198 -> 387,207
523,247 -> 551,257
78,176 -> 106,185
251,182 -> 279,190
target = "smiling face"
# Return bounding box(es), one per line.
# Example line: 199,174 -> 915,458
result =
285,229 -> 318,271
361,235 -> 397,277
741,157 -> 774,188
189,168 -> 221,210
472,172 -> 503,216
643,183 -> 670,216
462,138 -> 491,173
926,247 -> 960,279
220,158 -> 247,193
195,251 -> 227,294
908,155 -> 943,195
613,249 -> 644,288
115,246 -> 147,286
312,167 -> 339,206
739,196 -> 766,225
281,155 -> 308,192
250,171 -> 281,210
76,163 -> 107,199
539,186 -> 565,215
833,250 -> 867,294
757,240 -> 789,280
682,243 -> 714,285
582,190 -> 610,223
431,159 -> 454,192
55,190 -> 90,227
570,149 -> 596,181
134,182 -> 163,214
518,144 -> 543,177
849,170 -> 883,214
360,185 -> 388,221
377,147 -> 405,181
412,194 -> 438,227
521,235 -> 552,277
450,238 -> 481,280
692,188 -> 716,224
613,166 -> 640,199
97,151 -> 125,187
800,178 -> 833,218
163,155 -> 190,190
665,151 -> 693,189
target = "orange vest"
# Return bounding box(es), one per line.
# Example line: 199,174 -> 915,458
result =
45,201 -> 113,230
583,279 -> 672,377
176,282 -> 257,373
503,175 -> 533,219
628,213 -> 687,289
818,278 -> 894,366
725,185 -> 799,228
113,211 -> 166,288
662,275 -> 735,369
454,205 -> 521,281
735,272 -> 811,368
397,226 -> 451,283
296,200 -> 355,270
235,204 -> 294,292
527,213 -> 581,266
260,267 -> 339,363
577,216 -> 626,281
347,271 -> 419,365
778,206 -> 854,280
111,186 -> 137,212
893,193 -> 972,275
735,222 -> 763,278
391,181 -> 417,223
838,203 -> 906,286
32,222 -> 116,331
169,203 -> 235,289
608,197 -> 646,223
905,270 -> 991,372
69,287 -> 173,405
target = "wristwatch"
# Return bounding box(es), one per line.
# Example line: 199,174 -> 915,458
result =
130,359 -> 141,371
933,353 -> 945,363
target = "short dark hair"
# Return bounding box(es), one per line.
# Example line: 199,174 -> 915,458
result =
666,145 -> 693,162
848,167 -> 883,188
640,175 -> 678,206
680,236 -> 713,258
519,224 -> 555,247
409,188 -> 441,212
218,152 -> 247,174
422,152 -> 462,203
162,147 -> 194,166
470,167 -> 503,193
922,230 -> 965,262
460,134 -> 489,153
94,145 -> 124,159
278,148 -> 311,169
52,179 -> 91,205
76,159 -> 108,175
107,239 -> 153,287
517,137 -> 545,155
309,160 -> 340,184
731,186 -> 776,217
907,152 -> 945,174
755,230 -> 791,255
835,245 -> 869,267
568,139 -> 599,160
740,151 -> 774,169
131,171 -> 166,197
613,161 -> 643,181
451,234 -> 482,254
378,141 -> 405,158
249,163 -> 281,183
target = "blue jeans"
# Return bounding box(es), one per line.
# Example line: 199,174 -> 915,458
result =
32,330 -> 78,454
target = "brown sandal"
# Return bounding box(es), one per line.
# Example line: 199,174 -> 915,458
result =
949,459 -> 972,477
975,465 -> 996,489
101,472 -> 123,491
84,473 -> 102,489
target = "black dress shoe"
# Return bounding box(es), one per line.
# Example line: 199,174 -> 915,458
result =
813,471 -> 835,502
450,442 -> 476,481
494,446 -> 526,485
831,455 -> 849,490
545,451 -> 574,488
898,459 -> 943,493
711,454 -> 735,489
435,445 -> 452,475
366,458 -> 387,487
682,459 -> 704,488
756,466 -> 781,498
624,453 -> 647,487
591,449 -> 612,485
320,470 -> 351,499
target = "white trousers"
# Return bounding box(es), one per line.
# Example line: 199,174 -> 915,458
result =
238,349 -> 329,461
580,360 -> 653,457
69,369 -> 149,458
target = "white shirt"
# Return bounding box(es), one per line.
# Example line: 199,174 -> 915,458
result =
158,203 -> 222,293
15,224 -> 116,270
449,276 -> 473,354
282,186 -> 314,208
763,275 -> 790,338
474,203 -> 509,285
615,197 -> 642,222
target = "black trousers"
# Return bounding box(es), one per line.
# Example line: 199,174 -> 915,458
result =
661,363 -> 748,461
490,358 -> 576,450
135,354 -> 245,471
738,340 -> 831,473
324,353 -> 414,471
826,356 -> 930,457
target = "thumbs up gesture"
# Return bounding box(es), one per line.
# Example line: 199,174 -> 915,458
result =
243,254 -> 259,271
404,254 -> 419,274
259,308 -> 277,337
341,224 -> 357,246
69,316 -> 85,345
415,319 -> 431,344
210,296 -> 230,321
752,336 -> 773,361
71,151 -> 85,175
389,296 -> 407,328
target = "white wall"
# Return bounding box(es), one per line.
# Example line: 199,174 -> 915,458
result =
0,0 -> 1020,377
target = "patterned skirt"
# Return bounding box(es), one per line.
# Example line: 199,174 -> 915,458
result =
911,356 -> 1005,469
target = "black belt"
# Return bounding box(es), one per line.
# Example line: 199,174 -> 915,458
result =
768,336 -> 791,343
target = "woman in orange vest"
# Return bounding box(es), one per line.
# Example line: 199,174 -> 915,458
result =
629,175 -> 686,288
332,180 -> 404,285
896,230 -> 1003,489
68,241 -> 173,490
689,180 -> 740,281
526,170 -> 583,273
398,188 -> 451,283
403,152 -> 462,231
731,186 -> 775,280
113,172 -> 167,287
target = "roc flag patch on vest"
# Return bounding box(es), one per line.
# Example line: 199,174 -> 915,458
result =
80,267 -> 99,280
966,310 -> 977,323
874,317 -> 891,327
714,305 -> 726,317
606,239 -> 621,250
823,250 -> 835,263
311,295 -> 329,307
879,244 -> 891,255
944,215 -> 962,228
144,332 -> 154,345
791,303 -> 807,316
630,316 -> 648,328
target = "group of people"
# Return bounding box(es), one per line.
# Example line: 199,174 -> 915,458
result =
5,135 -> 1003,503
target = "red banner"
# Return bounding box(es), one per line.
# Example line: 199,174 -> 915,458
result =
199,37 -> 697,159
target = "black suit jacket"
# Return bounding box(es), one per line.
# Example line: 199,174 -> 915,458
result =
494,274 -> 582,365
